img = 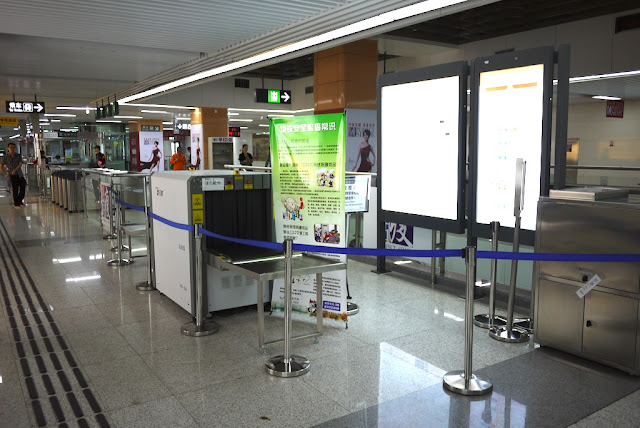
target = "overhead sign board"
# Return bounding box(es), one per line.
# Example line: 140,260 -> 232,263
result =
140,125 -> 161,132
255,88 -> 292,104
6,101 -> 45,114
0,116 -> 19,126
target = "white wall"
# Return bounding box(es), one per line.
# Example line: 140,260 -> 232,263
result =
567,99 -> 640,187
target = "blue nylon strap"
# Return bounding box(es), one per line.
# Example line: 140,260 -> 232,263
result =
115,198 -> 145,213
477,251 -> 640,262
292,244 -> 464,258
198,228 -> 282,251
148,212 -> 194,232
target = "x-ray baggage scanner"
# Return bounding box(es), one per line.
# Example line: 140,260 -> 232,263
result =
151,170 -> 275,314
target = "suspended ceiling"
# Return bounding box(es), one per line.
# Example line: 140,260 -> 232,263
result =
0,0 -> 639,137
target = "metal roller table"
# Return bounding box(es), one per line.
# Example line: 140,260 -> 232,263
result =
204,243 -> 346,350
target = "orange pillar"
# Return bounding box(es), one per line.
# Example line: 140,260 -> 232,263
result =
313,39 -> 378,113
129,120 -> 163,172
190,107 -> 228,169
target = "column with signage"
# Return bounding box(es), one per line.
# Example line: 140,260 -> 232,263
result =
190,107 -> 228,170
129,120 -> 164,172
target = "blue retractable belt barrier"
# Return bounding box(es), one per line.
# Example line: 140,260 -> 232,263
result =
115,198 -> 146,213
148,212 -> 194,232
111,198 -> 640,263
199,228 -> 282,251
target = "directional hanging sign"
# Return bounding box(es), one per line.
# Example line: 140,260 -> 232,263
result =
254,88 -> 292,104
6,101 -> 46,114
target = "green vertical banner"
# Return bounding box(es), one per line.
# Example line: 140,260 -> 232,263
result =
271,113 -> 348,322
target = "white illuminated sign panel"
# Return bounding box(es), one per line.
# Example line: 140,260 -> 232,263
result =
476,64 -> 544,231
6,101 -> 45,113
380,75 -> 460,220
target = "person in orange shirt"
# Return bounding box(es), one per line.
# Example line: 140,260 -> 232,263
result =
170,146 -> 188,171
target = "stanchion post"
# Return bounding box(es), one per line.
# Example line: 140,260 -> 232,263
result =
137,176 -> 155,291
107,184 -> 132,266
443,246 -> 493,396
489,159 -> 529,343
473,221 -> 507,329
103,176 -> 117,239
266,239 -> 311,377
182,224 -> 219,337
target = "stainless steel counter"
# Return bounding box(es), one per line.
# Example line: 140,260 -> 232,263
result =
534,194 -> 640,374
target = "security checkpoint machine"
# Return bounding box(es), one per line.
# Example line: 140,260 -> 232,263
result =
150,170 -> 345,347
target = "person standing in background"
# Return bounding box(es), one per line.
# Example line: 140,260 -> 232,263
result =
1,142 -> 26,207
239,144 -> 253,166
94,145 -> 106,168
170,146 -> 188,171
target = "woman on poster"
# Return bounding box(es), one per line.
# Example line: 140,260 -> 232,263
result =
139,141 -> 162,172
194,137 -> 201,170
352,129 -> 376,172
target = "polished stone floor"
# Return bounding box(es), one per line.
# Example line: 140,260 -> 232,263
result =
1,191 -> 639,428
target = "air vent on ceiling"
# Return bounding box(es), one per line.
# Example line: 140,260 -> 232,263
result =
305,86 -> 314,94
235,78 -> 250,88
615,12 -> 640,34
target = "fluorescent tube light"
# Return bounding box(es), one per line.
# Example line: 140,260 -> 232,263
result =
119,0 -> 471,103
258,124 -> 270,127
162,121 -> 174,125
10,134 -> 20,139
57,106 -> 96,111
114,116 -> 143,119
239,126 -> 249,129
592,95 -> 621,101
124,103 -> 195,110
175,117 -> 190,121
229,119 -> 253,122
44,113 -> 76,117
50,119 -> 61,123
227,112 -> 239,116
96,120 -> 122,123
267,114 -> 294,118
140,110 -> 172,114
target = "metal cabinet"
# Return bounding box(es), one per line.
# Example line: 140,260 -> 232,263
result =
583,291 -> 638,369
536,279 -> 584,353
534,194 -> 640,375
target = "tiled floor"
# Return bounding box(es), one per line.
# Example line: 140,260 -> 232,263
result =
1,190 -> 640,427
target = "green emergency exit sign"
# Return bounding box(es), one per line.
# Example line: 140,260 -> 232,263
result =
254,88 -> 292,104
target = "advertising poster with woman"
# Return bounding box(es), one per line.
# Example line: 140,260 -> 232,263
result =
138,130 -> 164,172
190,124 -> 203,170
346,109 -> 377,174
271,113 -> 348,322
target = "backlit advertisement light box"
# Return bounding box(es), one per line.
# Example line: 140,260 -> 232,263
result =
380,75 -> 460,220
476,64 -> 544,231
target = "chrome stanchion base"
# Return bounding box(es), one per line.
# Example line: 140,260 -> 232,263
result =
473,314 -> 507,329
443,371 -> 493,396
181,320 -> 220,337
110,245 -> 129,252
347,302 -> 359,316
103,234 -> 117,240
107,258 -> 133,266
136,281 -> 155,291
265,355 -> 311,378
488,326 -> 529,343
514,318 -> 532,332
